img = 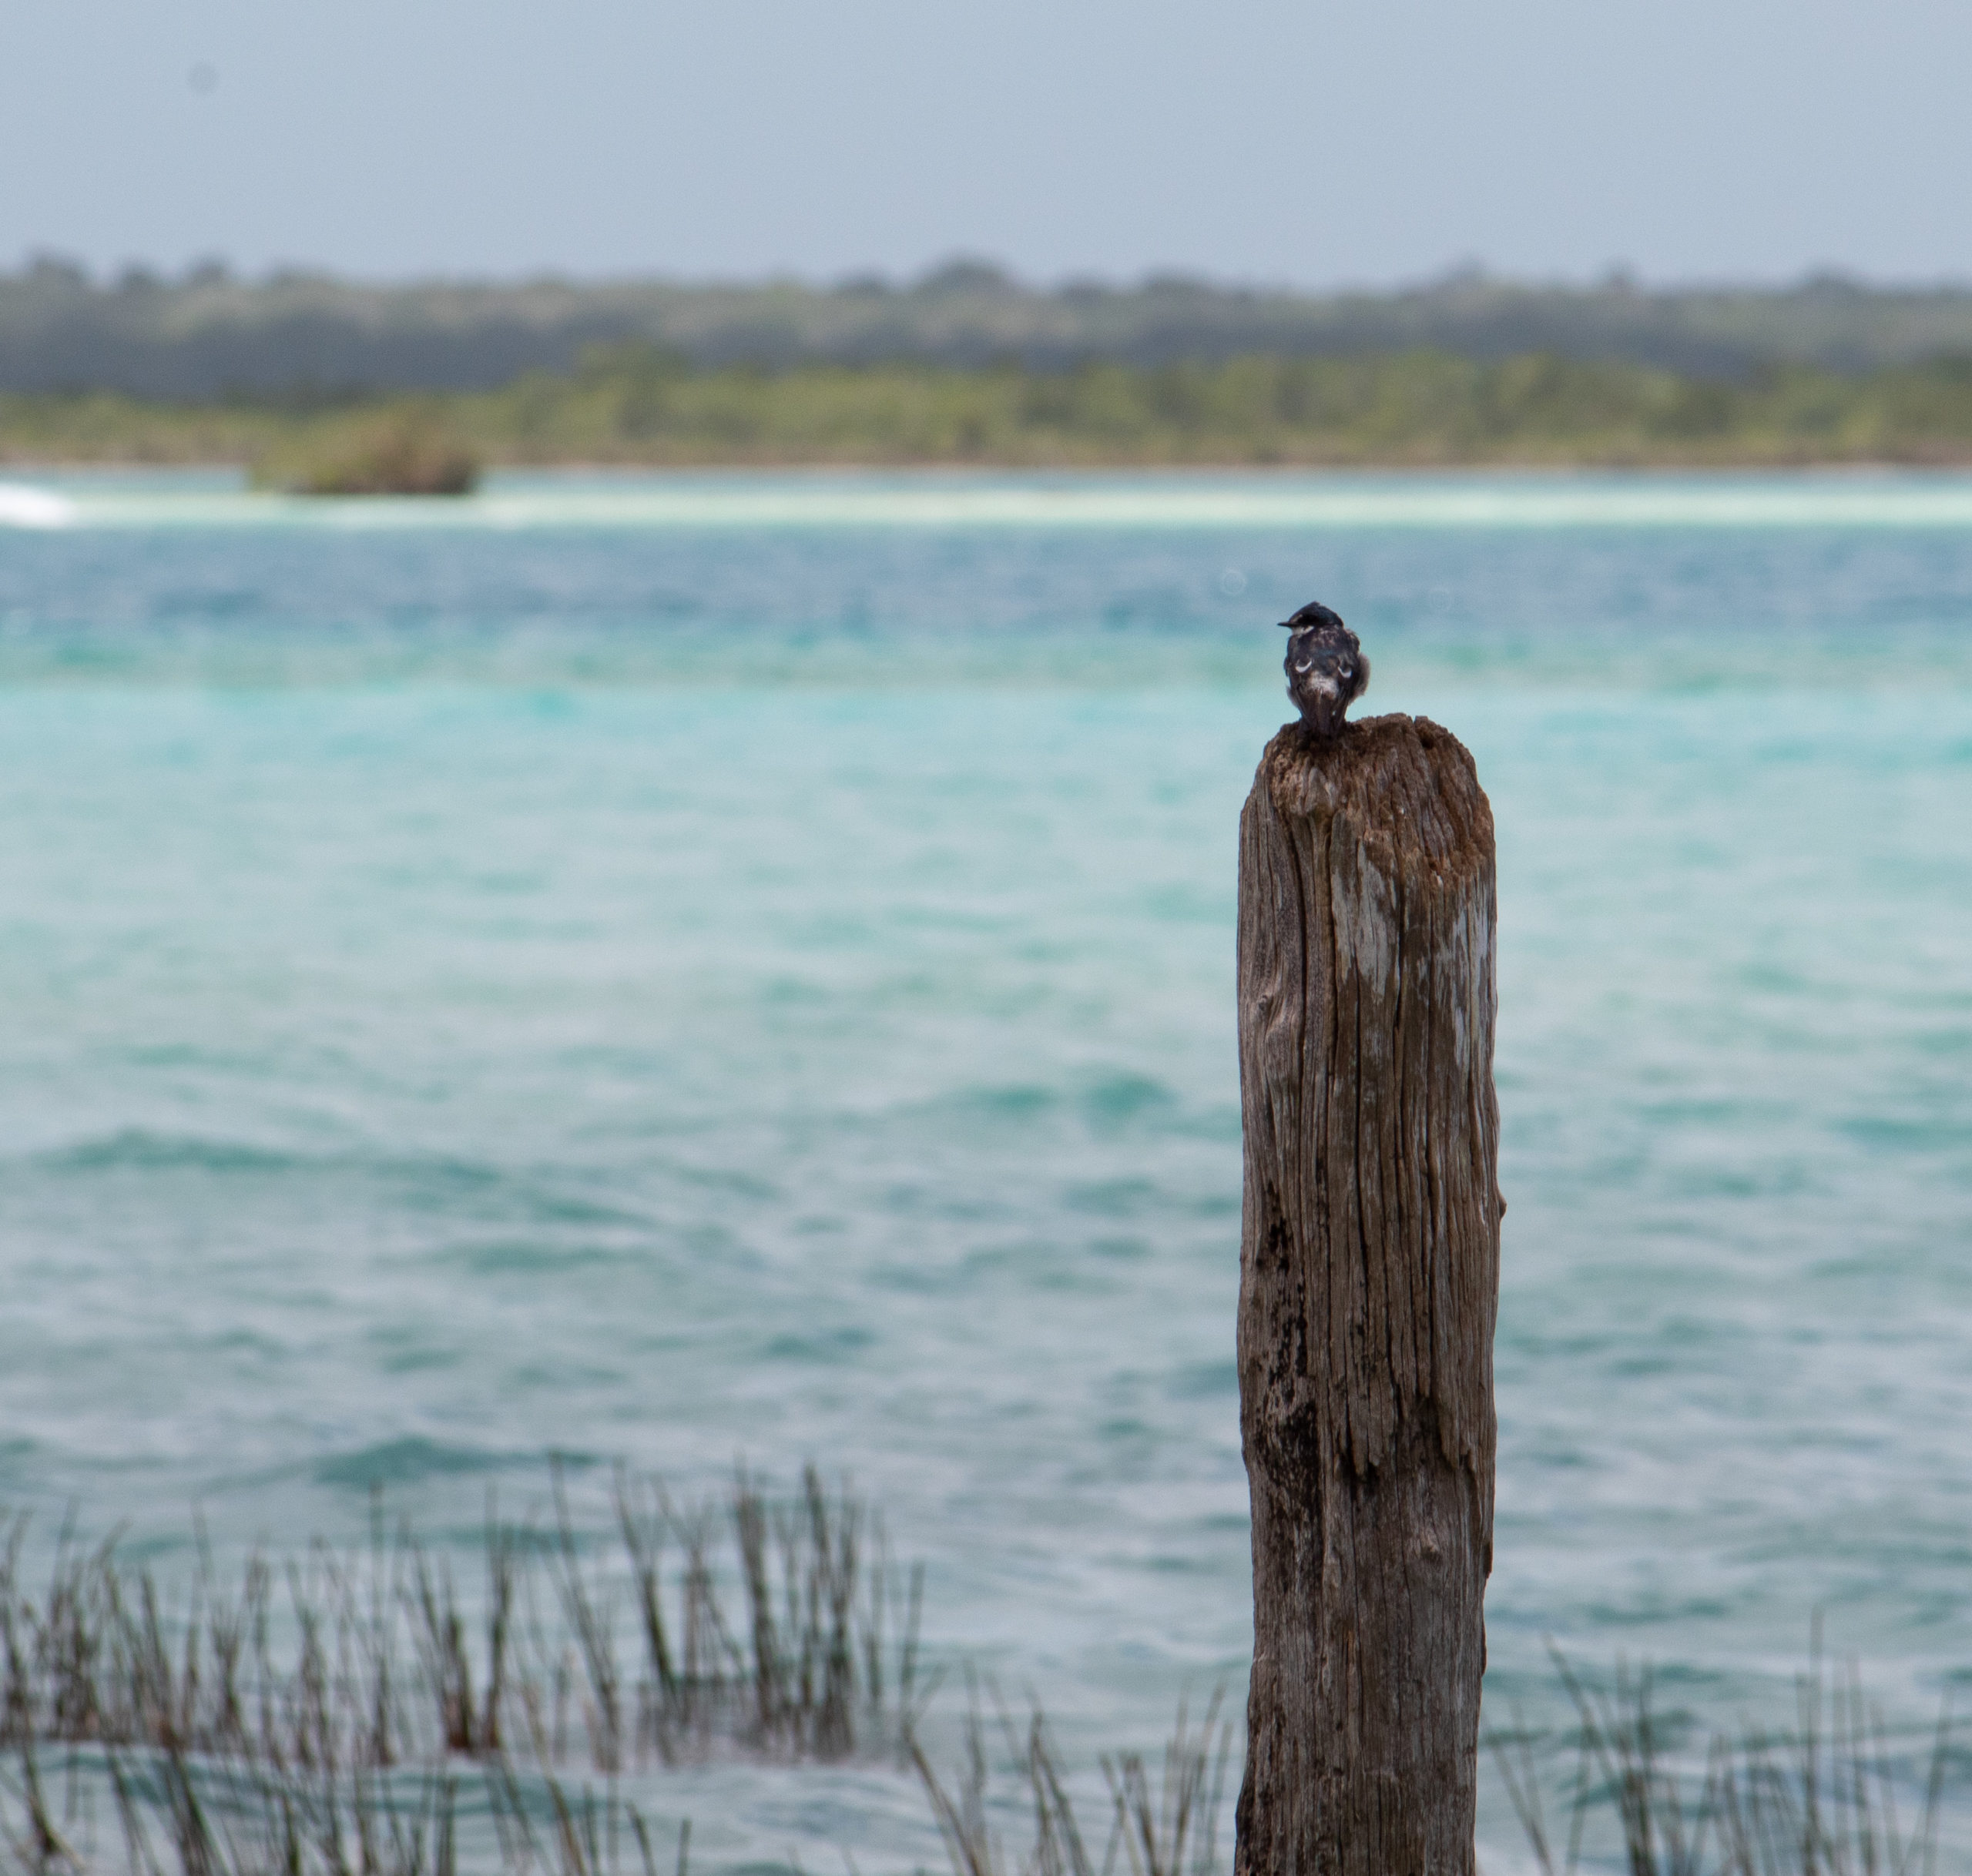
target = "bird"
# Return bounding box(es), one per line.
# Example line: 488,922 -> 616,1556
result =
1279,601 -> 1370,736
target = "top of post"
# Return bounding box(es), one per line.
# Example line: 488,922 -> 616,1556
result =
1253,714 -> 1495,883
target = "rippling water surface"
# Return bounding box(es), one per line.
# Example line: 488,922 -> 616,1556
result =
4,471 -> 1971,1870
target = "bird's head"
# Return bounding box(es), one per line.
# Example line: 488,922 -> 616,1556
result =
1279,600 -> 1370,734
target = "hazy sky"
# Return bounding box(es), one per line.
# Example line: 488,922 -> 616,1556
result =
6,0 -> 1967,286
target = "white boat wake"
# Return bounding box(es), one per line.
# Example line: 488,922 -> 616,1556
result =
0,483 -> 78,528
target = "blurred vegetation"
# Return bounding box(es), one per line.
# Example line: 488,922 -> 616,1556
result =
10,256 -> 1972,396
249,406 -> 481,494
5,345 -> 1972,470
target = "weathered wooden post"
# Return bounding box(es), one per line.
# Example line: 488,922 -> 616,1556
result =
1234,714 -> 1501,1875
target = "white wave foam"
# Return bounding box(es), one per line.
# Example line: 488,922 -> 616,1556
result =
22,473 -> 1972,532
284,474 -> 1972,532
0,483 -> 78,528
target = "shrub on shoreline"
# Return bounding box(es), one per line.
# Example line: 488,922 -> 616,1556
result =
249,413 -> 481,495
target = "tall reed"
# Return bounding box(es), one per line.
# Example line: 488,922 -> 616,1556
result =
912,1681 -> 1233,1876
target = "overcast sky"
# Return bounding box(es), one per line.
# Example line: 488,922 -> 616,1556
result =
5,0 -> 1967,286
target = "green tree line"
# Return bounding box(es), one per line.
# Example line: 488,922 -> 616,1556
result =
6,345 -> 1972,471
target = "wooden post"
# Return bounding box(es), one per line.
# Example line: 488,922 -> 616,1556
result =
1234,715 -> 1501,1876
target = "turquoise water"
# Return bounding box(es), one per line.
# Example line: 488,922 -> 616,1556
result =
4,471 -> 1972,1869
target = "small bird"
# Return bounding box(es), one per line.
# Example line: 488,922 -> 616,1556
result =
1279,601 -> 1370,736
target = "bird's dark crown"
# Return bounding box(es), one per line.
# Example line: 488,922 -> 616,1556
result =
1279,600 -> 1348,634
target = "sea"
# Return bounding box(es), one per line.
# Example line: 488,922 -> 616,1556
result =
3,469 -> 1971,1871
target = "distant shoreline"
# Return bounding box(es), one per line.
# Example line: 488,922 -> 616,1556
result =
8,263 -> 1972,402
6,350 -> 1972,478
10,454 -> 1972,474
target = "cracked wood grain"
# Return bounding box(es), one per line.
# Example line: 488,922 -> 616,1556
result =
1234,714 -> 1501,1876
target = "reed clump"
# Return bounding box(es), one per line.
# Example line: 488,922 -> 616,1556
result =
0,1461 -> 922,1875
912,1682 -> 1233,1876
0,1462 -> 924,1784
2,1732 -> 694,1876
1488,1635 -> 1954,1876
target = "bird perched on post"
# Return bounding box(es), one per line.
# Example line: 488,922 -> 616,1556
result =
1280,600 -> 1370,736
